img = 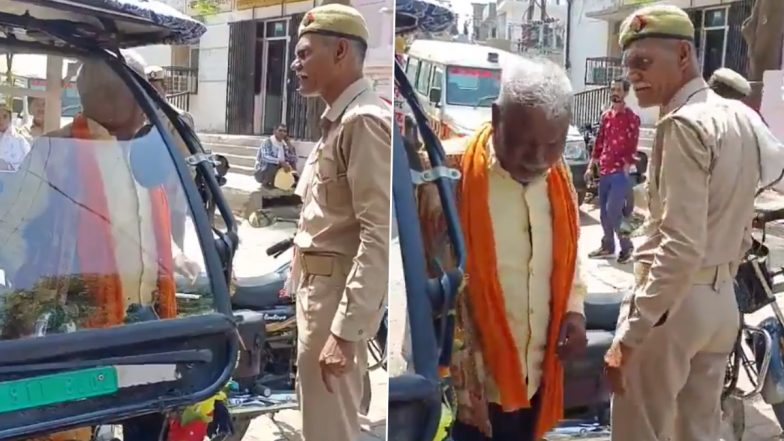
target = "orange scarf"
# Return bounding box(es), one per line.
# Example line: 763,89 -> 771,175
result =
458,122 -> 578,438
71,115 -> 177,326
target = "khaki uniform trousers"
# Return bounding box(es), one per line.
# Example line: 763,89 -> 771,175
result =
611,263 -> 740,441
295,252 -> 368,441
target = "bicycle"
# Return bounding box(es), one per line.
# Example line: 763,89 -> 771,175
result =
721,206 -> 784,440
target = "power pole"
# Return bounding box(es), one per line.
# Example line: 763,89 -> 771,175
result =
741,0 -> 784,111
541,0 -> 547,21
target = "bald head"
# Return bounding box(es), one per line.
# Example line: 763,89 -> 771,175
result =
76,49 -> 147,139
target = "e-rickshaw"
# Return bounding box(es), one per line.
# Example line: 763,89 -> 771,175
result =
0,1 -> 241,440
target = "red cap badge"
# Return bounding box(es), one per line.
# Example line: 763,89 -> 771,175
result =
304,11 -> 316,26
630,15 -> 648,33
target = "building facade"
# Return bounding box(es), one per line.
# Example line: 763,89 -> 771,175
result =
137,0 -> 393,140
568,0 -> 759,126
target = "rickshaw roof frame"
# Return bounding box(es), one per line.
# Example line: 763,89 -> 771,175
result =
3,0 -> 206,48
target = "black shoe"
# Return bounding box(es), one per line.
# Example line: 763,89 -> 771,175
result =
617,250 -> 633,264
588,247 -> 614,259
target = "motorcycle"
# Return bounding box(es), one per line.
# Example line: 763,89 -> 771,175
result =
173,237 -> 388,441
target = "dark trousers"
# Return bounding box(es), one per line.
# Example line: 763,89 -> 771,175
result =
599,172 -> 633,253
452,400 -> 538,441
254,163 -> 280,187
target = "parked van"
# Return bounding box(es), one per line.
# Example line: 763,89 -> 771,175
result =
403,39 -> 590,203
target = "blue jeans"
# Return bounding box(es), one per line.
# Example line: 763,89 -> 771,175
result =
599,172 -> 633,253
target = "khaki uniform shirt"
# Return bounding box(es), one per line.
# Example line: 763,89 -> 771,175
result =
294,78 -> 391,342
620,77 -> 760,347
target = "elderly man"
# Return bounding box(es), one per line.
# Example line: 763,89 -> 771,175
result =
289,4 -> 390,441
604,5 -> 759,441
419,56 -> 587,441
0,50 -> 198,340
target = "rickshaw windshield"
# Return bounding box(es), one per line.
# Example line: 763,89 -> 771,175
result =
0,49 -> 215,341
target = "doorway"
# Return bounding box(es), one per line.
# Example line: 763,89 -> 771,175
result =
258,18 -> 290,135
263,39 -> 287,134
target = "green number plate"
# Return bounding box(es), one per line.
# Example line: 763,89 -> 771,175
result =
0,366 -> 119,413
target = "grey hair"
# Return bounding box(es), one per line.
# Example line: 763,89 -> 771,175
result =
496,56 -> 573,120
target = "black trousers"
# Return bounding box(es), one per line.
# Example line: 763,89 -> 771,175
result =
451,399 -> 539,441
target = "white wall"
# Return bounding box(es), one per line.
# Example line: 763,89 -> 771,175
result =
134,45 -> 172,69
567,0 -> 610,92
189,0 -> 391,134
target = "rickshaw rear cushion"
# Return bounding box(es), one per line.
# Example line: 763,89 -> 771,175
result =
563,329 -> 613,410
231,274 -> 286,310
388,374 -> 442,441
584,292 -> 623,331
233,310 -> 267,379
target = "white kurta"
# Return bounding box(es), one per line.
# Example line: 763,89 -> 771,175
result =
0,127 -> 31,172
481,143 -> 587,402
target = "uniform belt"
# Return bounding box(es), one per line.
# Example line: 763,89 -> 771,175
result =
692,263 -> 732,287
635,262 -> 732,289
299,251 -> 351,278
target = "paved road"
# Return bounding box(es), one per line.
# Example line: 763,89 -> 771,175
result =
388,201 -> 784,441
232,216 -> 387,441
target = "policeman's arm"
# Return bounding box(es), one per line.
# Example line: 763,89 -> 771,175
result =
331,114 -> 391,343
617,117 -> 710,348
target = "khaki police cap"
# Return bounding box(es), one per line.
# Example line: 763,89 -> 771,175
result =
298,3 -> 369,45
709,67 -> 751,96
619,4 -> 694,50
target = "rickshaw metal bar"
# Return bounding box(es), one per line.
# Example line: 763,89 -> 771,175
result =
0,85 -> 47,98
410,166 -> 461,185
11,0 -> 166,31
44,55 -> 62,133
0,349 -> 213,375
730,324 -> 773,399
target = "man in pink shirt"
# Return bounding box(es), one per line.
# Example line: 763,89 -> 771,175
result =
586,78 -> 640,264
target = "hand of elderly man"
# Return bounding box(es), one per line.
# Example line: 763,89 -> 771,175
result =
557,312 -> 587,359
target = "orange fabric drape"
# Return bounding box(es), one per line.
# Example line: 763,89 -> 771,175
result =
458,122 -> 579,439
71,115 -> 177,324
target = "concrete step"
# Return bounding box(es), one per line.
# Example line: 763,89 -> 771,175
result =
200,133 -> 265,147
202,142 -> 258,158
221,152 -> 256,170
227,163 -> 255,176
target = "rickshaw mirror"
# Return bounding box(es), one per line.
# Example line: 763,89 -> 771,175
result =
428,87 -> 441,105
214,154 -> 230,178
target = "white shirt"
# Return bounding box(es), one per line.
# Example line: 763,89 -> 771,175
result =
742,105 -> 784,193
481,142 -> 586,402
270,136 -> 286,162
0,127 -> 31,172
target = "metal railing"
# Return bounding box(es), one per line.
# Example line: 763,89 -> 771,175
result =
584,57 -> 623,86
162,66 -> 198,95
167,92 -> 191,112
572,86 -> 610,127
